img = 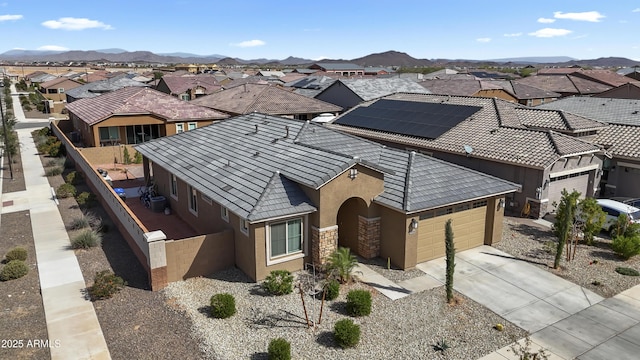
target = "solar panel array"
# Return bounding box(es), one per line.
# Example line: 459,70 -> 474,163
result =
334,99 -> 482,139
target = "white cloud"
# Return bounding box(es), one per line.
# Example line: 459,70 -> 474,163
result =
230,39 -> 265,48
528,28 -> 573,38
553,11 -> 605,22
537,18 -> 555,23
476,37 -> 491,43
37,45 -> 69,51
503,33 -> 522,37
0,14 -> 23,21
41,17 -> 113,30
633,8 -> 640,12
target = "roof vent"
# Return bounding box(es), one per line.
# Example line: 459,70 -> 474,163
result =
464,145 -> 474,156
284,126 -> 289,138
633,111 -> 639,115
255,124 -> 259,133
254,151 -> 260,157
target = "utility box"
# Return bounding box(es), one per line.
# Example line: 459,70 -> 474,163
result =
150,196 -> 166,213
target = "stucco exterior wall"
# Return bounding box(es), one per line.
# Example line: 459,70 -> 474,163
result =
165,229 -> 235,282
606,159 -> 640,197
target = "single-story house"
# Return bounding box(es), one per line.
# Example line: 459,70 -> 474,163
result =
285,75 -> 338,98
329,94 -> 606,218
135,114 -> 520,281
593,82 -> 640,100
418,79 -> 517,102
494,80 -> 561,106
66,87 -> 229,147
308,62 -> 364,76
154,74 -> 222,100
39,77 -> 84,102
315,78 -> 431,110
516,74 -> 611,97
65,74 -> 149,103
190,83 -> 342,120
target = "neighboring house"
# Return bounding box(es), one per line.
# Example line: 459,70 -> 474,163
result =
66,87 -> 228,147
308,63 -> 365,76
256,70 -> 286,78
418,79 -> 516,102
65,75 -> 149,103
329,94 -> 605,218
516,74 -> 611,97
134,113 -> 519,281
155,74 -> 222,100
422,69 -> 459,79
364,67 -> 393,75
495,80 -> 561,106
285,75 -> 338,98
617,67 -> 640,81
315,78 -> 431,110
39,77 -> 84,113
569,69 -> 633,88
592,82 -> 640,100
191,83 -> 342,119
538,97 -> 640,197
292,68 -> 320,75
467,70 -> 520,80
27,72 -> 57,86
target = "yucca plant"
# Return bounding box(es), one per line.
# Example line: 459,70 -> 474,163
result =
326,247 -> 358,284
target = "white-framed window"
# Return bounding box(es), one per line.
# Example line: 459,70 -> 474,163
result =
188,185 -> 198,215
240,218 -> 249,236
180,94 -> 190,101
170,174 -> 178,199
176,123 -> 185,133
221,206 -> 229,222
58,88 -> 65,93
267,218 -> 303,264
188,122 -> 197,131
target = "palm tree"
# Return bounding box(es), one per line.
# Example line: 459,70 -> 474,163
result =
326,247 -> 358,284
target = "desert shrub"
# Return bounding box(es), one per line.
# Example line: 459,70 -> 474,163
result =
5,247 -> 28,262
268,338 -> 291,360
262,270 -> 294,295
334,319 -> 360,348
0,260 -> 29,281
65,170 -> 83,185
69,216 -> 91,230
615,267 -> 640,276
23,104 -> 33,112
326,247 -> 358,283
35,127 -> 51,137
346,289 -> 372,317
611,235 -> 640,260
88,270 -> 126,300
45,166 -> 63,176
44,157 -> 64,168
134,150 -> 143,164
56,183 -> 77,198
76,192 -> 96,206
209,293 -> 236,319
122,147 -> 131,165
71,229 -> 102,249
324,279 -> 340,301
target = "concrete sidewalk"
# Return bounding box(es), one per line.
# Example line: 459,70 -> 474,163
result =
1,85 -> 111,359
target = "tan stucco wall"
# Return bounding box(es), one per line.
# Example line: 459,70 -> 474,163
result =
476,89 -> 517,103
484,197 -> 505,245
253,222 -> 306,281
378,205 -> 411,269
165,229 -> 235,282
78,144 -> 138,165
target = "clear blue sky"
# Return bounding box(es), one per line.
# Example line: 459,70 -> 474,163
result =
1,0 -> 639,61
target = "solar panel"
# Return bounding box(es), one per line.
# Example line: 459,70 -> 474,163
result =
334,99 -> 482,139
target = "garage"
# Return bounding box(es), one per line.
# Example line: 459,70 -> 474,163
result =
547,170 -> 591,208
416,200 -> 487,263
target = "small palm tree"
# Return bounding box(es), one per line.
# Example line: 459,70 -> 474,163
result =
326,247 -> 358,284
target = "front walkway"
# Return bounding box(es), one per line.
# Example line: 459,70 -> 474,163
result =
1,85 -> 111,359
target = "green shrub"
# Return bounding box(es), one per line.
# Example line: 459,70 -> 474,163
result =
267,338 -> 291,360
65,171 -> 83,185
44,157 -> 64,167
611,235 -> 640,260
122,147 -> 131,165
346,289 -> 372,317
56,183 -> 77,198
0,260 -> 29,281
262,270 -> 294,295
69,216 -> 91,230
88,270 -> 126,300
76,192 -> 96,206
615,267 -> 640,276
209,293 -> 236,319
334,318 -> 360,348
325,279 -> 340,301
326,247 -> 358,284
45,166 -> 63,176
5,247 -> 28,262
134,150 -> 143,164
71,229 -> 102,249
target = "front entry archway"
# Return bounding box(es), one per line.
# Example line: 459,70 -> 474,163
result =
336,197 -> 368,256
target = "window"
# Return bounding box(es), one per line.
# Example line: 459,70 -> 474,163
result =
176,123 -> 184,133
188,122 -> 197,131
269,218 -> 302,258
170,174 -> 178,198
188,185 -> 197,214
221,206 -> 229,222
180,94 -> 190,101
240,219 -> 249,235
58,88 -> 65,94
98,126 -> 120,144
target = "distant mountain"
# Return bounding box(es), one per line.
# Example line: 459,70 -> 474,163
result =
3,49 -> 65,56
351,50 -> 432,67
487,56 -> 576,64
95,48 -> 128,54
552,57 -> 640,68
158,52 -> 228,59
278,56 -> 313,66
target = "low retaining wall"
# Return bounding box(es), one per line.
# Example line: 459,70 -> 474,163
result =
165,229 -> 235,282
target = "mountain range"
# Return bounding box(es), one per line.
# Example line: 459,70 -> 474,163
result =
1,49 -> 638,68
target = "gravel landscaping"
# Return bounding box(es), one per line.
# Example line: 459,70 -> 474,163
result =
496,217 -> 640,298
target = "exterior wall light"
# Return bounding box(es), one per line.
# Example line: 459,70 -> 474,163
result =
409,218 -> 418,234
349,168 -> 358,180
497,198 -> 505,210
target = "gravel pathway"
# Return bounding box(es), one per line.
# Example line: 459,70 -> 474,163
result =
165,268 -> 526,360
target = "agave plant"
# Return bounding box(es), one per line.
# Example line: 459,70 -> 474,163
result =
326,247 -> 358,283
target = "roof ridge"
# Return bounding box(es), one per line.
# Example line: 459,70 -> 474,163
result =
247,171 -> 280,221
565,74 -> 581,94
402,151 -> 415,211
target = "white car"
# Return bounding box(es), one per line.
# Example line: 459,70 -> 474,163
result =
596,199 -> 640,233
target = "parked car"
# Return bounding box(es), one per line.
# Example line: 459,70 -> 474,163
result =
596,199 -> 640,233
610,197 -> 640,208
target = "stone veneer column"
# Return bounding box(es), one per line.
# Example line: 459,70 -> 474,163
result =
358,216 -> 381,259
311,225 -> 338,265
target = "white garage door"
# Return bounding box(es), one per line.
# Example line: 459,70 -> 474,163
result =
547,172 -> 590,208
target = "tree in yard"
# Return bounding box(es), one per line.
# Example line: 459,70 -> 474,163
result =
553,189 -> 581,269
445,219 -> 455,303
577,197 -> 606,245
326,247 -> 358,284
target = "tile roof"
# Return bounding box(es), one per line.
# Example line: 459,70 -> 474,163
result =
285,75 -> 338,98
537,97 -> 640,126
573,70 -> 632,87
497,80 -> 561,100
418,79 -> 503,96
514,107 -> 606,132
66,87 -> 229,125
135,114 -> 519,221
65,75 -> 149,100
159,74 -> 221,95
39,77 -> 81,88
618,67 -> 640,76
516,75 -> 611,95
594,82 -> 640,99
191,83 -> 342,115
331,78 -> 431,101
328,94 -> 601,168
594,124 -> 640,160
30,73 -> 57,83
311,63 -> 364,71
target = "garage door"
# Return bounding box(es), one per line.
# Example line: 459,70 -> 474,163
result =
416,203 -> 487,263
547,172 -> 590,208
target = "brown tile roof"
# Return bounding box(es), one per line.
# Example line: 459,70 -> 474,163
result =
191,83 -> 342,115
39,77 -> 78,88
66,87 -> 229,125
418,79 -> 503,96
329,94 -> 600,168
160,74 -> 221,95
514,108 -> 607,132
504,81 -> 561,99
574,70 -> 632,87
594,124 -> 640,160
537,68 -> 580,75
516,74 -> 611,95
